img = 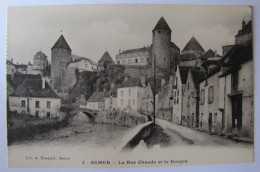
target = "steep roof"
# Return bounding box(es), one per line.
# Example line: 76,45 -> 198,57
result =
10,79 -> 60,98
98,51 -> 114,64
204,49 -> 221,58
51,35 -> 71,51
119,77 -> 143,88
219,43 -> 252,77
119,47 -> 149,55
178,66 -> 190,84
11,74 -> 42,89
34,51 -> 47,59
171,42 -> 180,50
153,17 -> 172,32
88,92 -> 105,102
182,37 -> 204,53
190,70 -> 206,86
236,20 -> 252,37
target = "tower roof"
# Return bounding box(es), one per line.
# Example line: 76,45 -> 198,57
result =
98,51 -> 114,64
153,17 -> 172,32
182,36 -> 204,53
51,35 -> 71,51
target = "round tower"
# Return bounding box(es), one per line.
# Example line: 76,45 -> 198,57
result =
152,17 -> 172,80
51,35 -> 72,92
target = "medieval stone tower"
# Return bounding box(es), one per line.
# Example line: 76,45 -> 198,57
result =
51,35 -> 72,92
151,17 -> 172,80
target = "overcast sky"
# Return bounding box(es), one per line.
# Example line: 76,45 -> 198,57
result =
7,4 -> 251,64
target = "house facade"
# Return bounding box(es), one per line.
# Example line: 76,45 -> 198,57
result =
87,92 -> 105,110
117,77 -> 145,113
8,78 -> 61,118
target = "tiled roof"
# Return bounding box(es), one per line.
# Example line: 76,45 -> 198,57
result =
34,51 -> 47,59
179,66 -> 190,84
88,92 -> 105,102
118,77 -> 143,88
219,43 -> 252,77
10,79 -> 60,98
98,51 -> 114,64
171,42 -> 180,50
190,70 -> 206,86
119,47 -> 149,55
72,55 -> 97,65
10,74 -> 42,89
236,20 -> 252,37
51,35 -> 71,51
152,17 -> 172,32
182,37 -> 204,53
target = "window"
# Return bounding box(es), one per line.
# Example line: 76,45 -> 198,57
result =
141,58 -> 144,63
200,89 -> 205,105
232,72 -> 238,91
110,98 -> 113,105
121,90 -> 123,97
214,113 -> 218,124
21,100 -> 26,107
135,59 -> 138,63
187,95 -> 190,107
46,112 -> 51,118
128,99 -> 131,106
200,113 -> 203,127
35,101 -> 40,108
118,61 -> 120,64
47,101 -> 51,108
129,89 -> 131,96
121,99 -> 123,106
208,86 -> 214,104
133,99 -> 135,105
35,111 -> 39,118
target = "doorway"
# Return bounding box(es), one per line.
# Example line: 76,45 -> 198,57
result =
208,113 -> 212,132
231,94 -> 242,131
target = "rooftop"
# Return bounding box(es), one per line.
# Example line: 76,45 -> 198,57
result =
152,17 -> 172,32
182,36 -> 204,53
88,92 -> 105,102
118,47 -> 149,55
98,51 -> 114,64
51,35 -> 71,51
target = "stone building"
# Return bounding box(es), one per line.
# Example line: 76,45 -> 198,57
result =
98,51 -> 114,69
116,47 -> 149,66
117,77 -> 146,113
87,92 -> 105,110
69,55 -> 100,72
51,35 -> 72,93
8,78 -> 61,118
32,51 -> 49,76
219,43 -> 253,138
104,83 -> 117,110
155,76 -> 174,121
141,83 -> 154,116
235,20 -> 252,46
182,69 -> 205,128
151,17 -> 180,80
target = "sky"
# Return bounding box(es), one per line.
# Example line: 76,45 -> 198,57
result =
7,4 -> 252,64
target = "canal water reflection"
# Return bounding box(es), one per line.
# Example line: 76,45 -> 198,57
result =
10,120 -> 131,149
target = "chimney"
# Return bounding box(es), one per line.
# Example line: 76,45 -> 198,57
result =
11,58 -> 13,63
214,50 -> 217,57
119,49 -> 121,53
161,78 -> 165,87
242,20 -> 246,29
42,77 -> 46,89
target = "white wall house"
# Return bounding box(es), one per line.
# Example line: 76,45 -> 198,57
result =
87,92 -> 105,110
116,47 -> 149,66
8,78 -> 61,118
70,55 -> 101,72
117,77 -> 146,113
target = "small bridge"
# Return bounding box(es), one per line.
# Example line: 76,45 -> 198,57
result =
73,107 -> 99,120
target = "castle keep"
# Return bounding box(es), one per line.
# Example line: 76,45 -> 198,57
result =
51,35 -> 72,92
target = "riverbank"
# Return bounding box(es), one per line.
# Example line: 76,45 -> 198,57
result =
7,111 -> 70,145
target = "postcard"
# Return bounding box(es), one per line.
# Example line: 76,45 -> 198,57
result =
6,4 -> 253,168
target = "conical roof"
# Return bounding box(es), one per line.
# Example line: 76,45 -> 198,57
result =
51,35 -> 71,51
98,51 -> 114,64
182,37 -> 204,53
153,17 -> 172,32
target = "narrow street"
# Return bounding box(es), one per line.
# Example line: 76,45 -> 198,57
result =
145,118 -> 253,148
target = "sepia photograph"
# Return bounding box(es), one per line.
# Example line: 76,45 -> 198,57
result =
5,4 -> 254,168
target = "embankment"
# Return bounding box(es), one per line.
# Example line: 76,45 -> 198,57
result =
7,111 -> 71,145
